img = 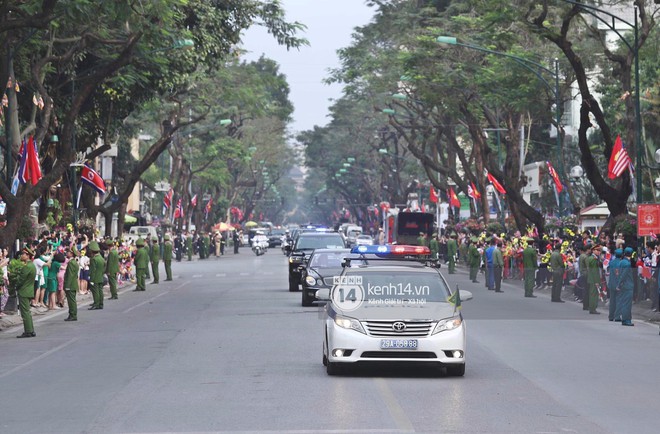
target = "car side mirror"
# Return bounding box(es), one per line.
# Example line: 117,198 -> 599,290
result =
459,289 -> 473,301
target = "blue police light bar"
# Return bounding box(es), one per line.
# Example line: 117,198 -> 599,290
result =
350,245 -> 431,256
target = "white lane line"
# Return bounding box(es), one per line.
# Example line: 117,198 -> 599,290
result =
122,291 -> 169,314
374,378 -> 415,432
192,274 -> 203,278
239,272 -> 250,276
216,273 -> 227,277
0,338 -> 79,379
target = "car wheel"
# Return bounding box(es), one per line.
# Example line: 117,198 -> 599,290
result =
326,361 -> 341,376
322,353 -> 328,366
288,276 -> 299,292
446,364 -> 465,377
302,289 -> 313,306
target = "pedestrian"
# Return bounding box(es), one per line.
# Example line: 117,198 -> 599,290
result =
105,239 -> 120,299
150,236 -> 160,284
63,246 -> 79,321
447,233 -> 457,274
233,230 -> 240,254
78,246 -> 90,295
88,241 -> 105,310
586,244 -> 603,314
493,241 -> 504,292
46,252 -> 63,310
163,234 -> 173,281
417,232 -> 427,247
549,243 -> 565,302
377,228 -> 385,246
468,238 -> 481,283
485,238 -> 496,290
614,247 -> 635,326
522,239 -> 538,297
174,233 -> 183,262
133,238 -> 149,291
16,247 -> 37,338
608,248 -> 623,321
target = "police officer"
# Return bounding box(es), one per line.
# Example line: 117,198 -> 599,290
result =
586,244 -> 603,314
16,247 -> 37,338
522,239 -> 538,298
64,246 -> 80,321
447,233 -> 458,274
417,232 -> 427,247
133,238 -> 149,291
549,243 -> 565,302
174,233 -> 183,262
150,236 -> 160,284
185,232 -> 193,261
493,241 -> 504,293
105,239 -> 120,299
88,241 -> 105,310
163,234 -> 173,281
429,232 -> 439,261
144,237 -> 151,281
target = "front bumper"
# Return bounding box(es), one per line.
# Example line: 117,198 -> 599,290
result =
325,320 -> 466,366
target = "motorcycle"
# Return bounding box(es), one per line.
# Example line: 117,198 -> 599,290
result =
252,245 -> 265,256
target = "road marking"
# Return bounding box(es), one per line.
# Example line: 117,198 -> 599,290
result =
122,291 -> 170,314
124,430 -> 409,433
374,378 -> 415,432
0,338 -> 79,379
193,274 -> 203,278
239,272 -> 250,276
216,273 -> 227,277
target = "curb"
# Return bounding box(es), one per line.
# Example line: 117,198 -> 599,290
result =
0,281 -> 137,332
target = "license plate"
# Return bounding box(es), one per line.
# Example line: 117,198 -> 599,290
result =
380,339 -> 418,350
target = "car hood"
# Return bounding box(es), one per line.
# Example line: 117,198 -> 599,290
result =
337,301 -> 457,320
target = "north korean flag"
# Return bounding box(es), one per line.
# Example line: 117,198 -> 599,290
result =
81,165 -> 106,195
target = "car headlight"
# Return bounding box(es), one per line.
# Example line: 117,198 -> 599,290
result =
305,275 -> 317,286
289,256 -> 302,264
334,315 -> 366,334
432,317 -> 462,335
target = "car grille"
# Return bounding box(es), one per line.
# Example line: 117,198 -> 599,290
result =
364,320 -> 434,337
322,277 -> 336,286
361,351 -> 437,359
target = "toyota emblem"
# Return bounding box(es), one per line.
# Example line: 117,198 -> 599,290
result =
392,321 -> 406,332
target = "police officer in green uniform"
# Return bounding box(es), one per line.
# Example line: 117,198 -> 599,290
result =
203,233 -> 210,259
468,238 -> 481,283
133,238 -> 149,291
522,239 -> 538,297
143,238 -> 151,280
416,232 -> 427,247
429,233 -> 439,261
586,245 -> 602,314
447,233 -> 458,274
163,234 -> 173,281
64,246 -> 80,321
549,243 -> 565,302
150,236 -> 160,284
88,241 -> 105,310
105,239 -> 120,299
185,232 -> 193,261
17,247 -> 37,338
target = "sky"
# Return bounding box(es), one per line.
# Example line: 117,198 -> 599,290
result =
240,0 -> 375,135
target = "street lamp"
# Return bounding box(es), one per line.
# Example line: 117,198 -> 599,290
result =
437,35 -> 564,213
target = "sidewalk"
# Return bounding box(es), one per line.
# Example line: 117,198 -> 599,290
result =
454,264 -> 660,326
0,280 -> 136,332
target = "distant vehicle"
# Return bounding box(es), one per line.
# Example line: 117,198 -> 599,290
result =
387,211 -> 434,245
287,232 -> 346,292
268,228 -> 286,247
354,234 -> 374,246
125,226 -> 158,243
345,225 -> 363,246
300,248 -> 351,306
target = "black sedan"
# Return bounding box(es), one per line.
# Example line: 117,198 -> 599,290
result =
300,248 -> 352,307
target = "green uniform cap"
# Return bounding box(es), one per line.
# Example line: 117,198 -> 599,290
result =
136,238 -> 145,247
88,241 -> 100,252
164,234 -> 170,241
106,239 -> 114,246
152,236 -> 158,242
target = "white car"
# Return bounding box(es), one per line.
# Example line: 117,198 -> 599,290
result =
354,234 -> 374,246
319,245 -> 470,376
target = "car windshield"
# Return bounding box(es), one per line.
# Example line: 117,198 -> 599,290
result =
309,252 -> 348,268
332,269 -> 451,308
357,235 -> 371,240
296,235 -> 344,250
